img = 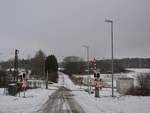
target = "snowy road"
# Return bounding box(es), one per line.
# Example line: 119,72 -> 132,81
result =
38,86 -> 85,113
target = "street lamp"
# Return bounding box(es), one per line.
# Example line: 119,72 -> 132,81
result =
105,19 -> 114,97
82,45 -> 91,93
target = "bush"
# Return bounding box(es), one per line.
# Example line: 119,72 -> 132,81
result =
48,72 -> 58,83
16,82 -> 23,92
126,73 -> 150,96
0,70 -> 9,87
126,87 -> 150,96
137,73 -> 150,90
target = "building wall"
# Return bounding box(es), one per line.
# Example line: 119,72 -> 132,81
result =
117,78 -> 134,94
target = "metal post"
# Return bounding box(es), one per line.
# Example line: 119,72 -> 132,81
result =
83,45 -> 91,93
111,21 -> 114,97
45,58 -> 49,89
105,19 -> 114,97
23,87 -> 26,98
46,71 -> 48,89
14,49 -> 19,81
44,59 -> 46,89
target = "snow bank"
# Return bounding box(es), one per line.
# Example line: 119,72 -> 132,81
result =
73,90 -> 150,113
58,72 -> 77,90
0,88 -> 56,113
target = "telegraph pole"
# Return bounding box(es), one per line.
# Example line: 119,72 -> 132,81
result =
14,49 -> 19,81
45,58 -> 49,89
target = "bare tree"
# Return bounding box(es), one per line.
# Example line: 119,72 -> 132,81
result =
30,50 -> 46,79
137,73 -> 150,95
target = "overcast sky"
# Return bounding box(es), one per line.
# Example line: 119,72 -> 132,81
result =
0,0 -> 150,62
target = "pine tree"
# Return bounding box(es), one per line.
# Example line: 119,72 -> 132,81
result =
45,55 -> 58,83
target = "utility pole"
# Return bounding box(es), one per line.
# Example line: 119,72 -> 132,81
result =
14,49 -> 19,81
105,19 -> 114,97
46,70 -> 48,89
83,45 -> 91,93
45,58 -> 49,89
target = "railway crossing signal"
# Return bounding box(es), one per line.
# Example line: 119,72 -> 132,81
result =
94,72 -> 101,98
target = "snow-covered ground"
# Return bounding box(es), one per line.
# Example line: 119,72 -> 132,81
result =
59,72 -> 150,113
125,68 -> 150,78
0,71 -> 150,113
126,68 -> 150,73
58,72 -> 77,90
0,86 -> 57,113
73,91 -> 150,113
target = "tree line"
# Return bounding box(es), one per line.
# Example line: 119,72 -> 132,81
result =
1,51 -> 150,80
0,50 -> 59,83
60,56 -> 126,75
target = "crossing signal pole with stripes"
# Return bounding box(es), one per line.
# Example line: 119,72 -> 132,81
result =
93,58 -> 97,72
92,58 -> 101,98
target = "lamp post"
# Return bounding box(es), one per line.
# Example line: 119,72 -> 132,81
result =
105,19 -> 114,97
83,45 -> 91,93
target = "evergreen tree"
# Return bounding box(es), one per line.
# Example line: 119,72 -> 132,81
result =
45,55 -> 58,83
